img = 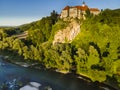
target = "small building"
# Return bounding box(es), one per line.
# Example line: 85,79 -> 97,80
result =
60,2 -> 100,19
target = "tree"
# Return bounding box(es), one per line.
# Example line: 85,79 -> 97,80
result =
87,46 -> 100,69
50,10 -> 58,24
75,48 -> 87,74
28,29 -> 45,45
0,29 -> 7,40
23,46 -> 30,60
85,9 -> 93,18
12,39 -> 24,55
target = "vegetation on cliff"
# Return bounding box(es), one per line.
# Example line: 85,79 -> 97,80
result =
0,9 -> 120,88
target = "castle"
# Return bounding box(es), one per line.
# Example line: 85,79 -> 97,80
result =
60,2 -> 100,19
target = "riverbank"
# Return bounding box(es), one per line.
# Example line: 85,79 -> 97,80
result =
1,54 -> 120,90
77,72 -> 120,90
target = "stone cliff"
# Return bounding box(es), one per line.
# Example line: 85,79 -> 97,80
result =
53,20 -> 80,45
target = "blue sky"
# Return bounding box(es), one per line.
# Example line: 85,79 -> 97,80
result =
0,0 -> 120,26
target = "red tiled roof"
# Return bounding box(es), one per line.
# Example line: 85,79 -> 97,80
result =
75,6 -> 82,9
75,5 -> 89,10
63,5 -> 99,12
63,6 -> 70,10
63,5 -> 89,11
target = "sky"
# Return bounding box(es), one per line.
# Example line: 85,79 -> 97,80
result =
0,0 -> 120,26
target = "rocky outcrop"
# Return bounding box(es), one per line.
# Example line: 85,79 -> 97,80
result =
53,20 -> 80,45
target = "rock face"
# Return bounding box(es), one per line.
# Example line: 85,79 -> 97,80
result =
53,20 -> 80,45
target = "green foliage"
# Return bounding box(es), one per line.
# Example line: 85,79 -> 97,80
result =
72,9 -> 120,83
0,29 -> 8,40
42,43 -> 73,71
0,27 -> 22,37
75,48 -> 87,73
114,75 -> 120,86
22,46 -> 30,60
88,70 -> 107,82
85,9 -> 93,18
87,46 -> 100,69
112,60 -> 120,74
27,17 -> 53,45
28,29 -> 45,45
10,10 -> 58,45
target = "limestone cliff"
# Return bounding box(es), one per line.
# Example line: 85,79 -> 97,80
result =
53,20 -> 80,45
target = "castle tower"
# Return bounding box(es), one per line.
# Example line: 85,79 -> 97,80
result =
82,1 -> 86,7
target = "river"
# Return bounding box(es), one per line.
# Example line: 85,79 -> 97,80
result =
0,57 -> 113,90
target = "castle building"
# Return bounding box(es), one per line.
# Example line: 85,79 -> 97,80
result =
60,2 -> 100,19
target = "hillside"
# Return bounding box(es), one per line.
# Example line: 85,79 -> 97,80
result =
0,9 -> 120,89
